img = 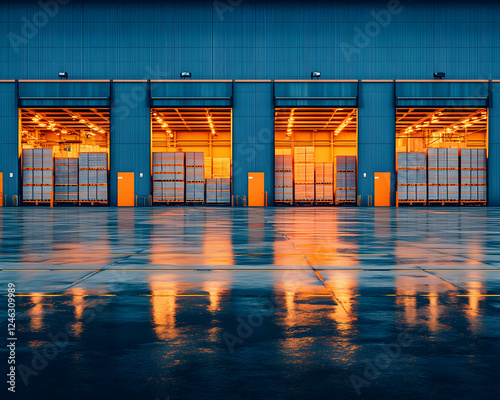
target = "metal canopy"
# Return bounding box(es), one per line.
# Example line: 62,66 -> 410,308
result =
274,81 -> 358,108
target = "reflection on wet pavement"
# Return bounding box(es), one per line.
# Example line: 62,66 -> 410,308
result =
1,207 -> 500,400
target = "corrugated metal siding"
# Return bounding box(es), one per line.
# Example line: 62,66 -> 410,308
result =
109,82 -> 151,206
232,82 -> 274,205
1,1 -> 499,80
0,82 -> 19,206
488,83 -> 500,206
358,82 -> 396,205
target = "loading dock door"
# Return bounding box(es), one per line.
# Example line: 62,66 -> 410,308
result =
248,173 -> 265,207
374,173 -> 391,207
117,173 -> 135,206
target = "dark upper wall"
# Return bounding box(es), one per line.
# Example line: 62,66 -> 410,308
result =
0,0 -> 499,80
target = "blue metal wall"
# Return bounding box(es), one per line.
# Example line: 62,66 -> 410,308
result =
0,82 -> 19,206
1,0 -> 499,206
232,81 -> 274,205
1,1 -> 499,81
358,82 -> 396,205
109,81 -> 151,206
489,83 -> 500,206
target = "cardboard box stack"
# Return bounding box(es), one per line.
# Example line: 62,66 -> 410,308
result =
293,147 -> 315,202
206,178 -> 231,204
22,149 -> 53,201
54,158 -> 79,201
397,152 -> 427,202
274,149 -> 293,203
428,149 -> 458,201
335,156 -> 357,202
315,162 -> 334,202
79,153 -> 108,202
185,152 -> 205,202
152,152 -> 185,202
460,149 -> 487,202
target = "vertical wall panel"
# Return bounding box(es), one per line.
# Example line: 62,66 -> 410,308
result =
358,82 -> 396,205
232,81 -> 274,205
0,82 -> 19,206
110,81 -> 151,206
1,1 -> 500,80
488,83 -> 500,206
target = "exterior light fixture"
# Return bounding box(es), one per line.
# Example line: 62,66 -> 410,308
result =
311,72 -> 321,80
433,72 -> 445,80
59,72 -> 68,79
180,72 -> 192,79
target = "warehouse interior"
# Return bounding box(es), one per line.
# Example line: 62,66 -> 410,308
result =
396,108 -> 488,205
151,108 -> 232,205
20,108 -> 110,205
274,108 -> 358,205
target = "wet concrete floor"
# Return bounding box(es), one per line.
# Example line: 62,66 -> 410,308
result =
0,207 -> 499,400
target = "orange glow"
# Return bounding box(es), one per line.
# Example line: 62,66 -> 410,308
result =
464,275 -> 484,333
203,278 -> 230,314
68,287 -> 86,338
28,293 -> 45,332
150,278 -> 178,341
149,211 -> 234,266
325,272 -> 358,333
426,290 -> 440,332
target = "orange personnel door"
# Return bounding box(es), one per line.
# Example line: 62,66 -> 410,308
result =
248,172 -> 265,207
117,172 -> 135,206
374,172 -> 391,207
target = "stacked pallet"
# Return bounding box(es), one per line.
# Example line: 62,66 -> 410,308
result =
22,149 -> 53,201
397,153 -> 427,203
206,178 -> 231,204
460,149 -> 487,202
335,156 -> 357,202
152,152 -> 185,202
428,149 -> 459,202
213,158 -> 231,178
186,152 -> 205,202
315,162 -> 334,203
293,147 -> 315,202
54,158 -> 79,201
79,153 -> 108,202
274,149 -> 293,203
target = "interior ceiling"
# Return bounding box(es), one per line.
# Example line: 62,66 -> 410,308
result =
152,108 -> 232,133
396,108 -> 487,136
275,108 -> 357,134
21,108 -> 109,135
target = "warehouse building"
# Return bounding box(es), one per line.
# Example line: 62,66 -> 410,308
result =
0,0 -> 499,207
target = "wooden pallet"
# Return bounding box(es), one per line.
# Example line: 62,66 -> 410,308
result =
428,201 -> 459,206
398,200 -> 427,206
